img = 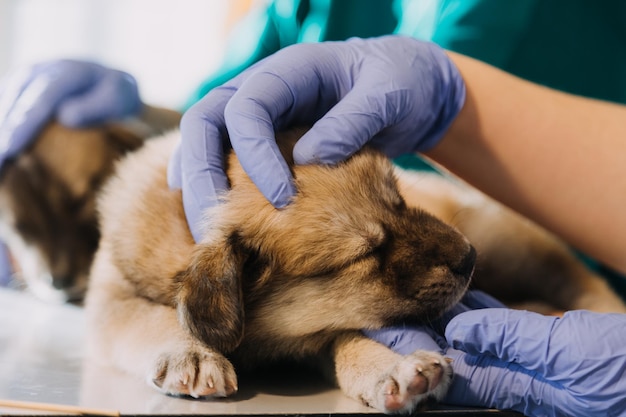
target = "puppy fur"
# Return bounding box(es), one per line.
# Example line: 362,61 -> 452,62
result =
0,123 -> 144,302
85,128 -> 625,414
0,106 -> 180,302
86,129 -> 476,413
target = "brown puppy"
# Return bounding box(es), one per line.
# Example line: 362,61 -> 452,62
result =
0,123 -> 144,302
0,106 -> 181,302
86,129 -> 474,413
85,128 -> 625,414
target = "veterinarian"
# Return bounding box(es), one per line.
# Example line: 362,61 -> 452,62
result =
2,2 -> 626,417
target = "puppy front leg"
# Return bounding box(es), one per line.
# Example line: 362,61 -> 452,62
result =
86,248 -> 238,398
331,332 -> 452,414
177,237 -> 246,353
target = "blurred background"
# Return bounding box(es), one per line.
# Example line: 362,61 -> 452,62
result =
0,0 -> 259,109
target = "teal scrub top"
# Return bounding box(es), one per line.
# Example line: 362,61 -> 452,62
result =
187,0 -> 626,292
189,0 -> 626,106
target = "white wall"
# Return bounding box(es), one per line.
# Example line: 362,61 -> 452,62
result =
0,0 -> 242,109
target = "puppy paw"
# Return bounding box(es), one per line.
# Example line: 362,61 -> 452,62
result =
150,344 -> 237,398
376,350 -> 452,414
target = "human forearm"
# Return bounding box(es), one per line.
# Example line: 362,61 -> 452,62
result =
428,52 -> 626,274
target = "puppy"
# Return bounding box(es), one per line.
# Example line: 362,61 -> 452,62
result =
0,106 -> 180,302
85,128 -> 625,414
86,129 -> 474,413
0,123 -> 144,302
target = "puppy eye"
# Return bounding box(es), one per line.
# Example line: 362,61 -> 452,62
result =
361,222 -> 385,246
392,198 -> 407,211
371,231 -> 391,256
357,223 -> 389,260
15,221 -> 36,239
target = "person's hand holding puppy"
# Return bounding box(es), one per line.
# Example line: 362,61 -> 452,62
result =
0,59 -> 141,168
170,35 -> 465,241
367,290 -> 626,417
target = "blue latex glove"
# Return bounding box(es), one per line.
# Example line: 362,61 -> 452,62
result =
366,293 -> 626,417
169,35 -> 466,241
0,242 -> 13,288
0,59 -> 141,168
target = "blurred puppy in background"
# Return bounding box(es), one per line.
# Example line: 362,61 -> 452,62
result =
0,123 -> 143,302
0,106 -> 180,302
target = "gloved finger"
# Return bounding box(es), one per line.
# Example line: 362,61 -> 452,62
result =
226,71 -> 383,202
0,241 -> 14,288
223,69 -> 323,207
443,349 -> 581,417
292,88 -> 388,165
0,68 -> 60,161
0,61 -> 95,160
446,309 -> 626,380
363,291 -> 502,356
176,86 -> 234,242
445,309 -> 560,376
0,63 -> 40,123
167,142 -> 183,189
363,324 -> 447,355
57,69 -> 141,127
448,309 -> 626,415
223,40 -> 375,207
0,60 -> 67,118
293,38 -> 466,163
291,41 -> 414,165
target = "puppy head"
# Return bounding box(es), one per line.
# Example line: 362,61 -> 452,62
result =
265,148 -> 475,323
0,122 -> 143,302
179,145 -> 475,350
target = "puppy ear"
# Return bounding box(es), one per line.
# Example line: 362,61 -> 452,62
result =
175,232 -> 246,353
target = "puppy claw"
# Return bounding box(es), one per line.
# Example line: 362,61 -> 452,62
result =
376,350 -> 453,414
384,378 -> 398,396
150,345 -> 237,399
406,373 -> 429,396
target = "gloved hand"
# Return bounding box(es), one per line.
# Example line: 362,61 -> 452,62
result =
169,35 -> 466,241
0,59 -> 141,168
366,293 -> 626,417
0,242 -> 13,288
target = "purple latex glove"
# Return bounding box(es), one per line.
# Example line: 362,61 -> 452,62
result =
367,292 -> 626,417
0,59 -> 141,168
169,35 -> 466,241
0,242 -> 13,287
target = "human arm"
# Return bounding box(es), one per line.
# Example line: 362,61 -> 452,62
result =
427,52 -> 626,275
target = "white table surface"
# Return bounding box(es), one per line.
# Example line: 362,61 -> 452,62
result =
0,288 -> 516,416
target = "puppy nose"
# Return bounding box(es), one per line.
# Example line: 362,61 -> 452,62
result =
52,274 -> 74,290
451,245 -> 476,280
